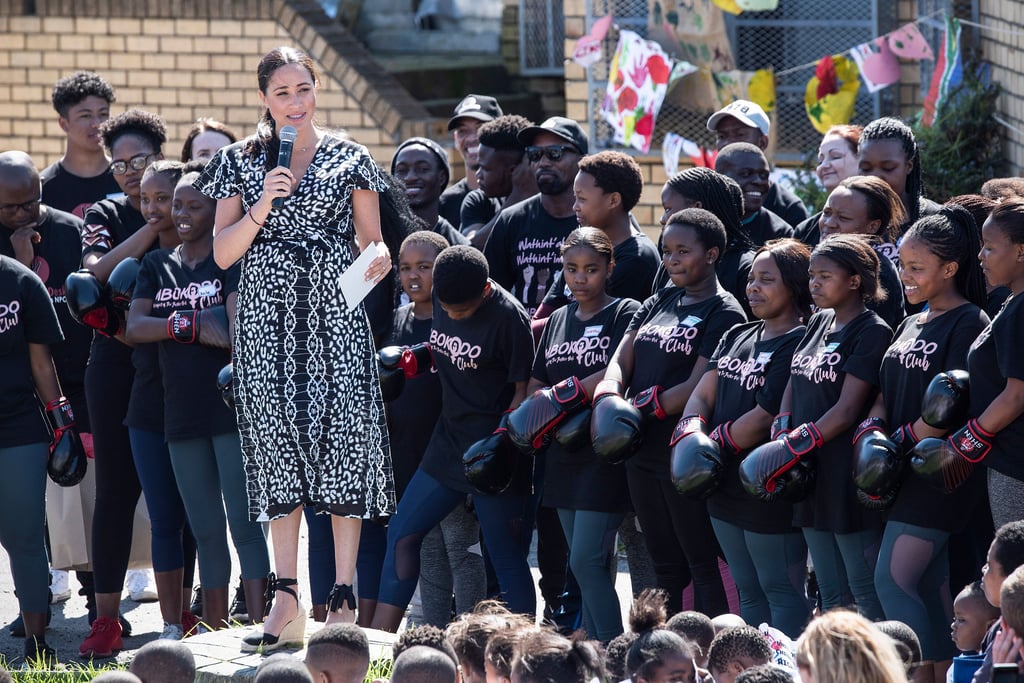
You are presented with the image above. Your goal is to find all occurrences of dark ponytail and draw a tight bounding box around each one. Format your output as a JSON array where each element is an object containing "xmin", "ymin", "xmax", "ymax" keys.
[{"xmin": 903, "ymin": 205, "xmax": 987, "ymax": 308}]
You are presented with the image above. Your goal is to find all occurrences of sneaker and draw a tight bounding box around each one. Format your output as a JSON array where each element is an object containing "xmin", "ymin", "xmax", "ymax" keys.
[
  {"xmin": 189, "ymin": 585, "xmax": 203, "ymax": 616},
  {"xmin": 126, "ymin": 569, "xmax": 158, "ymax": 602},
  {"xmin": 49, "ymin": 569, "xmax": 71, "ymax": 604},
  {"xmin": 24, "ymin": 636, "xmax": 57, "ymax": 667},
  {"xmin": 230, "ymin": 581, "xmax": 248, "ymax": 621},
  {"xmin": 181, "ymin": 610, "xmax": 202, "ymax": 637},
  {"xmin": 158, "ymin": 623, "xmax": 184, "ymax": 641},
  {"xmin": 79, "ymin": 616, "xmax": 123, "ymax": 658}
]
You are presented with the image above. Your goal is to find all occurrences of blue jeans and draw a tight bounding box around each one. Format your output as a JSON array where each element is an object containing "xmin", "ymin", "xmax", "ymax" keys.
[
  {"xmin": 168, "ymin": 432, "xmax": 269, "ymax": 588},
  {"xmin": 711, "ymin": 517, "xmax": 810, "ymax": 637},
  {"xmin": 0, "ymin": 443, "xmax": 49, "ymax": 613},
  {"xmin": 803, "ymin": 527, "xmax": 883, "ymax": 620},
  {"xmin": 557, "ymin": 508, "xmax": 624, "ymax": 641},
  {"xmin": 130, "ymin": 428, "xmax": 186, "ymax": 573},
  {"xmin": 378, "ymin": 469, "xmax": 537, "ymax": 616}
]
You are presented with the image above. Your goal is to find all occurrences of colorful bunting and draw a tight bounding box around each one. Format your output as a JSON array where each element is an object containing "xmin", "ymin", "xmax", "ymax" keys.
[
  {"xmin": 804, "ymin": 54, "xmax": 861, "ymax": 134},
  {"xmin": 888, "ymin": 22, "xmax": 934, "ymax": 61},
  {"xmin": 849, "ymin": 37, "xmax": 901, "ymax": 92},
  {"xmin": 601, "ymin": 30, "xmax": 675, "ymax": 153},
  {"xmin": 573, "ymin": 13, "xmax": 614, "ymax": 68},
  {"xmin": 712, "ymin": 0, "xmax": 743, "ymax": 15},
  {"xmin": 923, "ymin": 16, "xmax": 963, "ymax": 127},
  {"xmin": 663, "ymin": 133, "xmax": 715, "ymax": 175},
  {"xmin": 711, "ymin": 68, "xmax": 776, "ymax": 112}
]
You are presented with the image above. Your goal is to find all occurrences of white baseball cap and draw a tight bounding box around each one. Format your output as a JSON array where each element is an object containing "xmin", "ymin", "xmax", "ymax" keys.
[{"xmin": 707, "ymin": 99, "xmax": 770, "ymax": 135}]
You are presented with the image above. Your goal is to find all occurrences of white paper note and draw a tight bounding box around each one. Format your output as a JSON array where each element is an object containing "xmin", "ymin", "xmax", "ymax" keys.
[{"xmin": 338, "ymin": 241, "xmax": 381, "ymax": 312}]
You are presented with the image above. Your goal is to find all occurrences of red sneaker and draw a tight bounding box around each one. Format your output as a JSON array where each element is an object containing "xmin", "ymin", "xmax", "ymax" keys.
[
  {"xmin": 79, "ymin": 615, "xmax": 123, "ymax": 658},
  {"xmin": 181, "ymin": 610, "xmax": 201, "ymax": 637}
]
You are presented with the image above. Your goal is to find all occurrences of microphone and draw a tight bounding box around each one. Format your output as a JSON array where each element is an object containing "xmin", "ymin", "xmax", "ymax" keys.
[{"xmin": 272, "ymin": 125, "xmax": 297, "ymax": 208}]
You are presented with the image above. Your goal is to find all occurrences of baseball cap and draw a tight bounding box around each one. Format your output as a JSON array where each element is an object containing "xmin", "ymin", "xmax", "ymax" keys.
[
  {"xmin": 517, "ymin": 116, "xmax": 589, "ymax": 155},
  {"xmin": 447, "ymin": 94, "xmax": 503, "ymax": 131},
  {"xmin": 706, "ymin": 99, "xmax": 770, "ymax": 136}
]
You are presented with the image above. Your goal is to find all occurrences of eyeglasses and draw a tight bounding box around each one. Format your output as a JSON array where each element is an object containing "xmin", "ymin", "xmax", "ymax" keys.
[
  {"xmin": 0, "ymin": 198, "xmax": 41, "ymax": 217},
  {"xmin": 110, "ymin": 153, "xmax": 156, "ymax": 176},
  {"xmin": 525, "ymin": 145, "xmax": 579, "ymax": 163}
]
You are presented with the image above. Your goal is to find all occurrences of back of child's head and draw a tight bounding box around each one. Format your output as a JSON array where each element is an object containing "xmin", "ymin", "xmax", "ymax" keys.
[
  {"xmin": 510, "ymin": 631, "xmax": 604, "ymax": 683},
  {"xmin": 981, "ymin": 177, "xmax": 1024, "ymax": 202},
  {"xmin": 484, "ymin": 624, "xmax": 529, "ymax": 681},
  {"xmin": 128, "ymin": 640, "xmax": 197, "ymax": 683},
  {"xmin": 735, "ymin": 664, "xmax": 796, "ymax": 683},
  {"xmin": 707, "ymin": 626, "xmax": 772, "ymax": 680},
  {"xmin": 394, "ymin": 625, "xmax": 459, "ymax": 667},
  {"xmin": 1002, "ymin": 566, "xmax": 1024, "ymax": 635},
  {"xmin": 604, "ymin": 631, "xmax": 640, "ymax": 681},
  {"xmin": 254, "ymin": 653, "xmax": 314, "ymax": 683},
  {"xmin": 874, "ymin": 620, "xmax": 922, "ymax": 676},
  {"xmin": 711, "ymin": 614, "xmax": 747, "ymax": 634},
  {"xmin": 306, "ymin": 623, "xmax": 371, "ymax": 683},
  {"xmin": 994, "ymin": 521, "xmax": 1024, "ymax": 576},
  {"xmin": 665, "ymin": 611, "xmax": 715, "ymax": 664},
  {"xmin": 445, "ymin": 602, "xmax": 513, "ymax": 680},
  {"xmin": 433, "ymin": 245, "xmax": 489, "ymax": 305},
  {"xmin": 390, "ymin": 645, "xmax": 459, "ymax": 683}
]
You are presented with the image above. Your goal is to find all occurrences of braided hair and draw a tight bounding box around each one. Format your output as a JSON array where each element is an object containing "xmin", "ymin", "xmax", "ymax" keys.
[
  {"xmin": 903, "ymin": 205, "xmax": 986, "ymax": 308},
  {"xmin": 665, "ymin": 167, "xmax": 752, "ymax": 250},
  {"xmin": 859, "ymin": 117, "xmax": 924, "ymax": 225}
]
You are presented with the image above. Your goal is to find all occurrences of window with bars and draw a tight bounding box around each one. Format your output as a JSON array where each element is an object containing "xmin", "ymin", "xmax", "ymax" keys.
[
  {"xmin": 520, "ymin": 0, "xmax": 566, "ymax": 75},
  {"xmin": 584, "ymin": 0, "xmax": 899, "ymax": 160}
]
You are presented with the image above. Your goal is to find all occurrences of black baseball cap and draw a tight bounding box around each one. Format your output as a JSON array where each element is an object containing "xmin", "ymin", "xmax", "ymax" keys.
[
  {"xmin": 447, "ymin": 94, "xmax": 503, "ymax": 131},
  {"xmin": 517, "ymin": 116, "xmax": 589, "ymax": 155}
]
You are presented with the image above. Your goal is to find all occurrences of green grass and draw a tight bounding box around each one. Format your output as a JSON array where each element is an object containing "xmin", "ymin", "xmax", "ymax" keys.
[{"xmin": 0, "ymin": 654, "xmax": 126, "ymax": 682}]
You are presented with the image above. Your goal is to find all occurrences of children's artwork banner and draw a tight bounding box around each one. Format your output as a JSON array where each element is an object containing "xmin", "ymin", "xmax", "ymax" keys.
[{"xmin": 601, "ymin": 30, "xmax": 675, "ymax": 153}]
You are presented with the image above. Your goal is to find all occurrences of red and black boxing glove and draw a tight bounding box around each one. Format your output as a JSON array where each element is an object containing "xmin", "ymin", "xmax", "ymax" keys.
[
  {"xmin": 377, "ymin": 343, "xmax": 434, "ymax": 402},
  {"xmin": 168, "ymin": 310, "xmax": 200, "ymax": 344},
  {"xmin": 463, "ymin": 413, "xmax": 519, "ymax": 495},
  {"xmin": 770, "ymin": 412, "xmax": 792, "ymax": 441},
  {"xmin": 709, "ymin": 421, "xmax": 741, "ymax": 458},
  {"xmin": 669, "ymin": 415, "xmax": 725, "ymax": 499},
  {"xmin": 506, "ymin": 376, "xmax": 589, "ymax": 455},
  {"xmin": 631, "ymin": 385, "xmax": 668, "ymax": 423},
  {"xmin": 45, "ymin": 397, "xmax": 87, "ymax": 487},
  {"xmin": 911, "ymin": 418, "xmax": 993, "ymax": 493},
  {"xmin": 739, "ymin": 422, "xmax": 823, "ymax": 502}
]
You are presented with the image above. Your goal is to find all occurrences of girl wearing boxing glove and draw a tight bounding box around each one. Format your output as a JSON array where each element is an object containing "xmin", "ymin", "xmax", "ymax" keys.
[
  {"xmin": 679, "ymin": 238, "xmax": 812, "ymax": 637},
  {"xmin": 601, "ymin": 208, "xmax": 747, "ymax": 616},
  {"xmin": 864, "ymin": 206, "xmax": 989, "ymax": 681},
  {"xmin": 529, "ymin": 227, "xmax": 640, "ymax": 640},
  {"xmin": 126, "ymin": 165, "xmax": 269, "ymax": 631},
  {"xmin": 781, "ymin": 234, "xmax": 892, "ymax": 619}
]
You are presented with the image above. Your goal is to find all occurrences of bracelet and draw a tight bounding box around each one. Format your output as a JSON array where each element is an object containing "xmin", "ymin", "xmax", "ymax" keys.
[{"xmin": 247, "ymin": 207, "xmax": 265, "ymax": 227}]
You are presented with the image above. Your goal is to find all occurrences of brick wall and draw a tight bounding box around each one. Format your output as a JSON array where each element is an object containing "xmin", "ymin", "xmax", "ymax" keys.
[
  {"xmin": 979, "ymin": 0, "xmax": 1024, "ymax": 173},
  {"xmin": 0, "ymin": 0, "xmax": 433, "ymax": 170}
]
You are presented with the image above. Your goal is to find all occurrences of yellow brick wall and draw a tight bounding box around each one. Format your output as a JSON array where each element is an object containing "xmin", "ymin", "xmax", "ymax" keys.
[
  {"xmin": 980, "ymin": 0, "xmax": 1024, "ymax": 173},
  {"xmin": 0, "ymin": 6, "xmax": 428, "ymax": 171}
]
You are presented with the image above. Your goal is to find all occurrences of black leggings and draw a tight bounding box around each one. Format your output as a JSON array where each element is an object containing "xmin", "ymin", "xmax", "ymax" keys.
[
  {"xmin": 85, "ymin": 361, "xmax": 141, "ymax": 595},
  {"xmin": 628, "ymin": 467, "xmax": 727, "ymax": 616}
]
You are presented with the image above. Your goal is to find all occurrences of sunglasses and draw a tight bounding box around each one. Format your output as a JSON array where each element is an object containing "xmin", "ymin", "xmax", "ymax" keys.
[
  {"xmin": 110, "ymin": 153, "xmax": 156, "ymax": 176},
  {"xmin": 525, "ymin": 145, "xmax": 579, "ymax": 162}
]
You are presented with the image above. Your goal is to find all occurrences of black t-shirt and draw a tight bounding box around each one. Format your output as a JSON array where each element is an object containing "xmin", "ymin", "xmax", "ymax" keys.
[
  {"xmin": 790, "ymin": 309, "xmax": 891, "ymax": 533},
  {"xmin": 0, "ymin": 207, "xmax": 92, "ymax": 430},
  {"xmin": 385, "ymin": 304, "xmax": 441, "ymax": 499},
  {"xmin": 987, "ymin": 287, "xmax": 1011, "ymax": 319},
  {"xmin": 134, "ymin": 247, "xmax": 240, "ymax": 441},
  {"xmin": 420, "ymin": 281, "xmax": 535, "ymax": 494},
  {"xmin": 438, "ymin": 177, "xmax": 471, "ymax": 229},
  {"xmin": 483, "ymin": 195, "xmax": 578, "ymax": 316},
  {"xmin": 541, "ymin": 230, "xmax": 660, "ymax": 312},
  {"xmin": 82, "ymin": 195, "xmax": 145, "ymax": 368},
  {"xmin": 433, "ymin": 216, "xmax": 470, "ymax": 247},
  {"xmin": 459, "ymin": 188, "xmax": 501, "ymax": 234},
  {"xmin": 764, "ymin": 182, "xmax": 809, "ymax": 228},
  {"xmin": 881, "ymin": 304, "xmax": 990, "ymax": 530},
  {"xmin": 625, "ymin": 287, "xmax": 747, "ymax": 478},
  {"xmin": 742, "ymin": 208, "xmax": 794, "ymax": 247},
  {"xmin": 706, "ymin": 321, "xmax": 805, "ymax": 533},
  {"xmin": 718, "ymin": 245, "xmax": 757, "ymax": 317},
  {"xmin": 794, "ymin": 211, "xmax": 822, "ymax": 247},
  {"xmin": 872, "ymin": 247, "xmax": 906, "ymax": 330},
  {"xmin": 533, "ymin": 297, "xmax": 639, "ymax": 512},
  {"xmin": 40, "ymin": 162, "xmax": 123, "ymax": 220},
  {"xmin": 125, "ymin": 342, "xmax": 163, "ymax": 434},
  {"xmin": 967, "ymin": 293, "xmax": 1024, "ymax": 480},
  {"xmin": 0, "ymin": 256, "xmax": 64, "ymax": 447}
]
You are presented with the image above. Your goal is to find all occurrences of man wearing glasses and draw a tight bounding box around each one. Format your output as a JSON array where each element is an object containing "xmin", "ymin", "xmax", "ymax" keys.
[{"xmin": 483, "ymin": 116, "xmax": 588, "ymax": 318}]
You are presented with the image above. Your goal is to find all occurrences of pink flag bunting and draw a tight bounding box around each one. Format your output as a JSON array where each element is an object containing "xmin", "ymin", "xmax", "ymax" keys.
[
  {"xmin": 573, "ymin": 13, "xmax": 614, "ymax": 68},
  {"xmin": 848, "ymin": 37, "xmax": 901, "ymax": 93},
  {"xmin": 887, "ymin": 22, "xmax": 934, "ymax": 61}
]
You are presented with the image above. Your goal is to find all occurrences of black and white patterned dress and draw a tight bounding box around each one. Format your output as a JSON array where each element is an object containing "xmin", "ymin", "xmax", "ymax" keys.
[{"xmin": 195, "ymin": 134, "xmax": 396, "ymax": 522}]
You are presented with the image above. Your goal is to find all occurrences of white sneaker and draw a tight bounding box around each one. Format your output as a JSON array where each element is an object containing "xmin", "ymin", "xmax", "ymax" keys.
[
  {"xmin": 159, "ymin": 623, "xmax": 184, "ymax": 640},
  {"xmin": 49, "ymin": 569, "xmax": 71, "ymax": 603},
  {"xmin": 126, "ymin": 568, "xmax": 159, "ymax": 602}
]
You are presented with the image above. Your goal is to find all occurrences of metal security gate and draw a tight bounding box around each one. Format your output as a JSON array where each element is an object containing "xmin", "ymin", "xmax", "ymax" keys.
[
  {"xmin": 584, "ymin": 0, "xmax": 897, "ymax": 160},
  {"xmin": 521, "ymin": 0, "xmax": 567, "ymax": 75}
]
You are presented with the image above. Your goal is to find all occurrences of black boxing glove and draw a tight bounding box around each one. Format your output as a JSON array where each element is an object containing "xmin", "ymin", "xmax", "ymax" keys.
[
  {"xmin": 738, "ymin": 422, "xmax": 823, "ymax": 502},
  {"xmin": 377, "ymin": 344, "xmax": 434, "ymax": 402},
  {"xmin": 709, "ymin": 420, "xmax": 741, "ymax": 458},
  {"xmin": 851, "ymin": 417, "xmax": 906, "ymax": 497},
  {"xmin": 168, "ymin": 310, "xmax": 200, "ymax": 344},
  {"xmin": 507, "ymin": 376, "xmax": 589, "ymax": 455},
  {"xmin": 463, "ymin": 414, "xmax": 519, "ymax": 495},
  {"xmin": 856, "ymin": 488, "xmax": 897, "ymax": 511},
  {"xmin": 590, "ymin": 392, "xmax": 644, "ymax": 465},
  {"xmin": 770, "ymin": 412, "xmax": 792, "ymax": 441},
  {"xmin": 920, "ymin": 370, "xmax": 971, "ymax": 430},
  {"xmin": 553, "ymin": 407, "xmax": 592, "ymax": 451},
  {"xmin": 911, "ymin": 419, "xmax": 993, "ymax": 493},
  {"xmin": 107, "ymin": 257, "xmax": 140, "ymax": 312},
  {"xmin": 217, "ymin": 363, "xmax": 234, "ymax": 409},
  {"xmin": 46, "ymin": 397, "xmax": 87, "ymax": 487},
  {"xmin": 631, "ymin": 385, "xmax": 668, "ymax": 423},
  {"xmin": 65, "ymin": 269, "xmax": 120, "ymax": 336},
  {"xmin": 670, "ymin": 416, "xmax": 724, "ymax": 499}
]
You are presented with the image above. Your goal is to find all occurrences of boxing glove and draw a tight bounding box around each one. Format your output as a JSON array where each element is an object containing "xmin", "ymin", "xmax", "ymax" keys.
[
  {"xmin": 107, "ymin": 257, "xmax": 140, "ymax": 312},
  {"xmin": 631, "ymin": 385, "xmax": 668, "ymax": 422},
  {"xmin": 507, "ymin": 376, "xmax": 589, "ymax": 455},
  {"xmin": 463, "ymin": 414, "xmax": 519, "ymax": 495},
  {"xmin": 167, "ymin": 306, "xmax": 231, "ymax": 347},
  {"xmin": 590, "ymin": 393, "xmax": 644, "ymax": 465},
  {"xmin": 377, "ymin": 344, "xmax": 434, "ymax": 402},
  {"xmin": 856, "ymin": 487, "xmax": 897, "ymax": 511},
  {"xmin": 911, "ymin": 419, "xmax": 994, "ymax": 493},
  {"xmin": 670, "ymin": 416, "xmax": 724, "ymax": 499},
  {"xmin": 851, "ymin": 417, "xmax": 906, "ymax": 497},
  {"xmin": 709, "ymin": 420, "xmax": 741, "ymax": 458},
  {"xmin": 65, "ymin": 269, "xmax": 120, "ymax": 337},
  {"xmin": 217, "ymin": 363, "xmax": 234, "ymax": 409},
  {"xmin": 45, "ymin": 397, "xmax": 87, "ymax": 487},
  {"xmin": 920, "ymin": 370, "xmax": 971, "ymax": 430},
  {"xmin": 738, "ymin": 422, "xmax": 823, "ymax": 502},
  {"xmin": 553, "ymin": 407, "xmax": 592, "ymax": 452},
  {"xmin": 770, "ymin": 412, "xmax": 792, "ymax": 441},
  {"xmin": 889, "ymin": 422, "xmax": 920, "ymax": 458}
]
